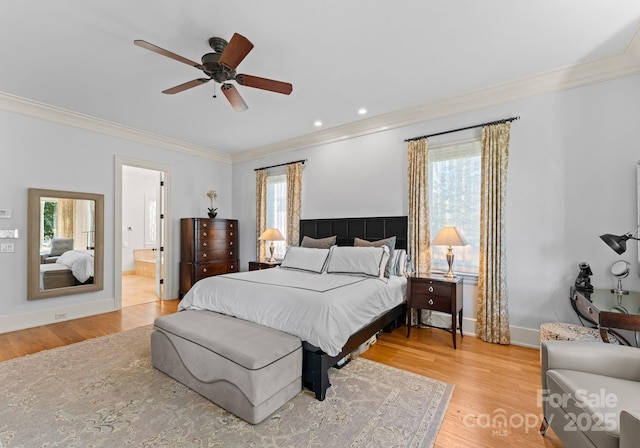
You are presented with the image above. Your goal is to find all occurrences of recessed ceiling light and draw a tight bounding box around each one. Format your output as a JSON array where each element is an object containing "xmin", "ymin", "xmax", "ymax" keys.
[
  {"xmin": 314, "ymin": 121, "xmax": 322, "ymax": 127},
  {"xmin": 358, "ymin": 108, "xmax": 367, "ymax": 115}
]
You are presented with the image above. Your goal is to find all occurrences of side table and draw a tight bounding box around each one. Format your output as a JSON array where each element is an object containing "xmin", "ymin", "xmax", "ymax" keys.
[
  {"xmin": 248, "ymin": 260, "xmax": 281, "ymax": 271},
  {"xmin": 406, "ymin": 274, "xmax": 463, "ymax": 348}
]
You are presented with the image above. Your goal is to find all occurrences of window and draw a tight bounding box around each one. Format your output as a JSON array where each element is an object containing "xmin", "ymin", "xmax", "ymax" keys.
[
  {"xmin": 428, "ymin": 139, "xmax": 481, "ymax": 275},
  {"xmin": 266, "ymin": 173, "xmax": 287, "ymax": 258}
]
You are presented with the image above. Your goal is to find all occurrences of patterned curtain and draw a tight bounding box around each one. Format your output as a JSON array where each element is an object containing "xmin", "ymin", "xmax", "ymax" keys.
[
  {"xmin": 476, "ymin": 123, "xmax": 511, "ymax": 344},
  {"xmin": 255, "ymin": 169, "xmax": 267, "ymax": 260},
  {"xmin": 408, "ymin": 139, "xmax": 431, "ymax": 275},
  {"xmin": 56, "ymin": 198, "xmax": 75, "ymax": 240},
  {"xmin": 286, "ymin": 162, "xmax": 303, "ymax": 247},
  {"xmin": 408, "ymin": 139, "xmax": 431, "ymax": 326}
]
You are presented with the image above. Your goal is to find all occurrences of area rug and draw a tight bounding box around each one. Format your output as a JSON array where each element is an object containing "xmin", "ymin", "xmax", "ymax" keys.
[{"xmin": 0, "ymin": 325, "xmax": 453, "ymax": 448}]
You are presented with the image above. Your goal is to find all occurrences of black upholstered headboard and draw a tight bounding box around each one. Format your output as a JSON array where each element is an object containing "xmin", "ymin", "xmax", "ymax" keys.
[{"xmin": 299, "ymin": 216, "xmax": 408, "ymax": 250}]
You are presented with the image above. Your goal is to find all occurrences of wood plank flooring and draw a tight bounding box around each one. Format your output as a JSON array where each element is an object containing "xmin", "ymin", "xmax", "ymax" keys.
[{"xmin": 0, "ymin": 303, "xmax": 562, "ymax": 447}]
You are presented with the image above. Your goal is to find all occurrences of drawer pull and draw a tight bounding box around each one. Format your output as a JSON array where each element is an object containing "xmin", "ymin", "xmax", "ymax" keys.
[
  {"xmin": 230, "ymin": 241, "xmax": 233, "ymax": 246},
  {"xmin": 428, "ymin": 286, "xmax": 434, "ymax": 293},
  {"xmin": 230, "ymin": 232, "xmax": 233, "ymax": 236},
  {"xmin": 203, "ymin": 223, "xmax": 207, "ymax": 228},
  {"xmin": 230, "ymin": 251, "xmax": 233, "ymax": 256},
  {"xmin": 203, "ymin": 232, "xmax": 208, "ymax": 236},
  {"xmin": 230, "ymin": 224, "xmax": 234, "ymax": 228},
  {"xmin": 231, "ymin": 265, "xmax": 234, "ymax": 269},
  {"xmin": 202, "ymin": 253, "xmax": 207, "ymax": 258},
  {"xmin": 203, "ymin": 242, "xmax": 207, "ymax": 247},
  {"xmin": 429, "ymin": 299, "xmax": 434, "ymax": 306},
  {"xmin": 203, "ymin": 268, "xmax": 207, "ymax": 272}
]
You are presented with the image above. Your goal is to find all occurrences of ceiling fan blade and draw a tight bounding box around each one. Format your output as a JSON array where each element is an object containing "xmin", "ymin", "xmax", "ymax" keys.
[
  {"xmin": 218, "ymin": 33, "xmax": 254, "ymax": 70},
  {"xmin": 236, "ymin": 74, "xmax": 293, "ymax": 95},
  {"xmin": 162, "ymin": 78, "xmax": 210, "ymax": 94},
  {"xmin": 221, "ymin": 84, "xmax": 248, "ymax": 112},
  {"xmin": 134, "ymin": 40, "xmax": 203, "ymax": 69}
]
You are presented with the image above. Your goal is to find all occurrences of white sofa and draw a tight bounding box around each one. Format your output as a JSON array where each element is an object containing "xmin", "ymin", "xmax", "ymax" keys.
[{"xmin": 540, "ymin": 340, "xmax": 640, "ymax": 448}]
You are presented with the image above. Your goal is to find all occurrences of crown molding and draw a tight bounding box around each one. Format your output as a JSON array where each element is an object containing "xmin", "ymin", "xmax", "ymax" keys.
[
  {"xmin": 0, "ymin": 92, "xmax": 232, "ymax": 164},
  {"xmin": 232, "ymin": 30, "xmax": 640, "ymax": 164}
]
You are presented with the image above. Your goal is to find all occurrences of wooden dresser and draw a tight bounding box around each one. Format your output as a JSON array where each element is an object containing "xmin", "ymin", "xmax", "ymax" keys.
[{"xmin": 179, "ymin": 218, "xmax": 238, "ymax": 297}]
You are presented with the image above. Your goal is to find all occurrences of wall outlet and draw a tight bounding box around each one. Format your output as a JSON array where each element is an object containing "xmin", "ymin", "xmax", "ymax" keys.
[
  {"xmin": 0, "ymin": 243, "xmax": 14, "ymax": 253},
  {"xmin": 54, "ymin": 312, "xmax": 67, "ymax": 320},
  {"xmin": 0, "ymin": 209, "xmax": 10, "ymax": 218}
]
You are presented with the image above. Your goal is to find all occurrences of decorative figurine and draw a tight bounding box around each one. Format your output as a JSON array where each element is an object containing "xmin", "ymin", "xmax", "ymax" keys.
[{"xmin": 574, "ymin": 262, "xmax": 594, "ymax": 292}]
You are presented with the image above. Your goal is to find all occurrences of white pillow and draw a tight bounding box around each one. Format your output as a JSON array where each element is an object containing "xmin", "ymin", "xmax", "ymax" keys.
[
  {"xmin": 326, "ymin": 246, "xmax": 390, "ymax": 279},
  {"xmin": 279, "ymin": 246, "xmax": 330, "ymax": 274},
  {"xmin": 389, "ymin": 249, "xmax": 407, "ymax": 277}
]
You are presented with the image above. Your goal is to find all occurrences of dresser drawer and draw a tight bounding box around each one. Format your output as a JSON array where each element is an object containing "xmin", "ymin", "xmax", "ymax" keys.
[
  {"xmin": 198, "ymin": 219, "xmax": 236, "ymax": 231},
  {"xmin": 194, "ymin": 248, "xmax": 237, "ymax": 261},
  {"xmin": 410, "ymin": 294, "xmax": 451, "ymax": 313},
  {"xmin": 193, "ymin": 261, "xmax": 238, "ymax": 280},
  {"xmin": 411, "ymin": 280, "xmax": 452, "ymax": 297},
  {"xmin": 194, "ymin": 238, "xmax": 237, "ymax": 251}
]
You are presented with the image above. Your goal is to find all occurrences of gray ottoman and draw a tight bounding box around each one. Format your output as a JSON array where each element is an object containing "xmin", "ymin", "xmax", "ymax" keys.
[{"xmin": 151, "ymin": 310, "xmax": 302, "ymax": 424}]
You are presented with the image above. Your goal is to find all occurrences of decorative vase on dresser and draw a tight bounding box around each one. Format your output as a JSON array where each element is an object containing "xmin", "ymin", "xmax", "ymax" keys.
[{"xmin": 179, "ymin": 218, "xmax": 238, "ymax": 298}]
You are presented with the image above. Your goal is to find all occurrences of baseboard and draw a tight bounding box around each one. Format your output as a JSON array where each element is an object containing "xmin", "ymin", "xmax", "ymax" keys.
[
  {"xmin": 0, "ymin": 298, "xmax": 116, "ymax": 334},
  {"xmin": 428, "ymin": 312, "xmax": 540, "ymax": 349}
]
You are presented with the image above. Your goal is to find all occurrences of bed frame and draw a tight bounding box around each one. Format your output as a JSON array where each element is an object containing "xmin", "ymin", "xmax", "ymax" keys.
[{"xmin": 298, "ymin": 216, "xmax": 408, "ymax": 400}]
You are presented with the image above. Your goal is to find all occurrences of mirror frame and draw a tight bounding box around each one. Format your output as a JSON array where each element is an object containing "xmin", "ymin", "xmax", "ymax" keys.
[{"xmin": 27, "ymin": 188, "xmax": 104, "ymax": 300}]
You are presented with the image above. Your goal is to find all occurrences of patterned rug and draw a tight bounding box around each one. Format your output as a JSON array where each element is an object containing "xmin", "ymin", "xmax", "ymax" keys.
[{"xmin": 0, "ymin": 326, "xmax": 453, "ymax": 447}]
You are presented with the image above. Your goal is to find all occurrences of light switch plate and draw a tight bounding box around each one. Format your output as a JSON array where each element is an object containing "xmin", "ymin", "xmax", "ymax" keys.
[
  {"xmin": 0, "ymin": 209, "xmax": 10, "ymax": 218},
  {"xmin": 0, "ymin": 243, "xmax": 14, "ymax": 253},
  {"xmin": 0, "ymin": 229, "xmax": 18, "ymax": 238}
]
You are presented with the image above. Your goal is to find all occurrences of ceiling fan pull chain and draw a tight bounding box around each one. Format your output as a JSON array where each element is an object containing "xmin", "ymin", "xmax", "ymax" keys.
[{"xmin": 212, "ymin": 83, "xmax": 217, "ymax": 99}]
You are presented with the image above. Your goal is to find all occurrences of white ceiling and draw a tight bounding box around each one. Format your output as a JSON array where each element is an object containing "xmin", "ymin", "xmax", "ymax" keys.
[{"xmin": 1, "ymin": 1, "xmax": 640, "ymax": 162}]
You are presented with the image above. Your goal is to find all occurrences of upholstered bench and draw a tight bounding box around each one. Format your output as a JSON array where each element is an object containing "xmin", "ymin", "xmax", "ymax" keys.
[
  {"xmin": 151, "ymin": 310, "xmax": 302, "ymax": 424},
  {"xmin": 540, "ymin": 322, "xmax": 620, "ymax": 345}
]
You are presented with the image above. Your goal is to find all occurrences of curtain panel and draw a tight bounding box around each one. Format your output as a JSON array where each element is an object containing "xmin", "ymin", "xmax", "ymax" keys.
[
  {"xmin": 408, "ymin": 139, "xmax": 431, "ymax": 275},
  {"xmin": 255, "ymin": 169, "xmax": 267, "ymax": 261},
  {"xmin": 476, "ymin": 123, "xmax": 511, "ymax": 344},
  {"xmin": 286, "ymin": 162, "xmax": 303, "ymax": 247},
  {"xmin": 56, "ymin": 198, "xmax": 76, "ymax": 239}
]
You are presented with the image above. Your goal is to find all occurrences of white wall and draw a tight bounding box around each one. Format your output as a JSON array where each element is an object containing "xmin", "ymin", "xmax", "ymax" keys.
[
  {"xmin": 233, "ymin": 73, "xmax": 640, "ymax": 343},
  {"xmin": 0, "ymin": 110, "xmax": 232, "ymax": 332},
  {"xmin": 121, "ymin": 166, "xmax": 159, "ymax": 271}
]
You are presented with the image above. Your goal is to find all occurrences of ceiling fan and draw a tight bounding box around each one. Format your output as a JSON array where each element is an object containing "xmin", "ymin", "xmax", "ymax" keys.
[{"xmin": 133, "ymin": 33, "xmax": 293, "ymax": 112}]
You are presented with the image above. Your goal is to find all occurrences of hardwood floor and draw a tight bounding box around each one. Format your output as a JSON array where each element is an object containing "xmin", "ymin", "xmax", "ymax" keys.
[
  {"xmin": 0, "ymin": 305, "xmax": 563, "ymax": 447},
  {"xmin": 122, "ymin": 273, "xmax": 159, "ymax": 307}
]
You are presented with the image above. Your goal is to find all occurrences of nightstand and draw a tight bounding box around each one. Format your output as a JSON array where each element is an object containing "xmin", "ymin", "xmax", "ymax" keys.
[
  {"xmin": 248, "ymin": 260, "xmax": 281, "ymax": 271},
  {"xmin": 406, "ymin": 274, "xmax": 463, "ymax": 348}
]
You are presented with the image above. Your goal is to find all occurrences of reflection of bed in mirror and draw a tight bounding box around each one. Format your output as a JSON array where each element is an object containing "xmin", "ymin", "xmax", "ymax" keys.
[{"xmin": 39, "ymin": 249, "xmax": 95, "ymax": 290}]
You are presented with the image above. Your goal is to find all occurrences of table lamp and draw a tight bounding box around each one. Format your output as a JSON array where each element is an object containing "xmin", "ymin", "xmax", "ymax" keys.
[
  {"xmin": 432, "ymin": 226, "xmax": 469, "ymax": 279},
  {"xmin": 600, "ymin": 229, "xmax": 640, "ymax": 255},
  {"xmin": 259, "ymin": 228, "xmax": 285, "ymax": 262}
]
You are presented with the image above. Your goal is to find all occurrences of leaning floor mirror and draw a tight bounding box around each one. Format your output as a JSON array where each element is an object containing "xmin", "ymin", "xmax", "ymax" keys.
[{"xmin": 27, "ymin": 188, "xmax": 104, "ymax": 300}]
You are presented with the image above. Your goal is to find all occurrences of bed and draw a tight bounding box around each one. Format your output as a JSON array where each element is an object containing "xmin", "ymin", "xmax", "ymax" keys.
[
  {"xmin": 180, "ymin": 216, "xmax": 408, "ymax": 400},
  {"xmin": 39, "ymin": 249, "xmax": 94, "ymax": 290}
]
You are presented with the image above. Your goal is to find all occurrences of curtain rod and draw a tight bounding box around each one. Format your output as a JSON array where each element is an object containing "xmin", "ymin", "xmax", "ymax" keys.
[
  {"xmin": 254, "ymin": 159, "xmax": 307, "ymax": 171},
  {"xmin": 404, "ymin": 116, "xmax": 520, "ymax": 142}
]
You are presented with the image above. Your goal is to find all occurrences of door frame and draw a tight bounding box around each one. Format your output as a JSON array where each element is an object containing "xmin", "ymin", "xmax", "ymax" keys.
[{"xmin": 114, "ymin": 156, "xmax": 172, "ymax": 308}]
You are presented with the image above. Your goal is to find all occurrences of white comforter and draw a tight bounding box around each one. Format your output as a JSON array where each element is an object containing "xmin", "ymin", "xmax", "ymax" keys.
[
  {"xmin": 56, "ymin": 250, "xmax": 94, "ymax": 283},
  {"xmin": 179, "ymin": 268, "xmax": 406, "ymax": 356}
]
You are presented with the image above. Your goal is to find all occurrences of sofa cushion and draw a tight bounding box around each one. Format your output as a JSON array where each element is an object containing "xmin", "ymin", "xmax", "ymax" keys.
[{"xmin": 546, "ymin": 369, "xmax": 640, "ymax": 448}]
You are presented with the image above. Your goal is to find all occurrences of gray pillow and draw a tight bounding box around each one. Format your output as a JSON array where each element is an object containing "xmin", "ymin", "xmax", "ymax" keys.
[
  {"xmin": 300, "ymin": 235, "xmax": 337, "ymax": 249},
  {"xmin": 49, "ymin": 238, "xmax": 74, "ymax": 256},
  {"xmin": 354, "ymin": 236, "xmax": 396, "ymax": 277},
  {"xmin": 326, "ymin": 246, "xmax": 390, "ymax": 279}
]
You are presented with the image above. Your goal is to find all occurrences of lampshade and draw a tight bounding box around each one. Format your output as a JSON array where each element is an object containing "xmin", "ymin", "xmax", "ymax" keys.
[
  {"xmin": 599, "ymin": 233, "xmax": 629, "ymax": 255},
  {"xmin": 259, "ymin": 228, "xmax": 285, "ymax": 241},
  {"xmin": 432, "ymin": 226, "xmax": 469, "ymax": 247}
]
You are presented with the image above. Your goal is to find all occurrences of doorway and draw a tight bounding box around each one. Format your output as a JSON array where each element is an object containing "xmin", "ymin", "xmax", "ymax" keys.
[{"xmin": 115, "ymin": 157, "xmax": 172, "ymax": 309}]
